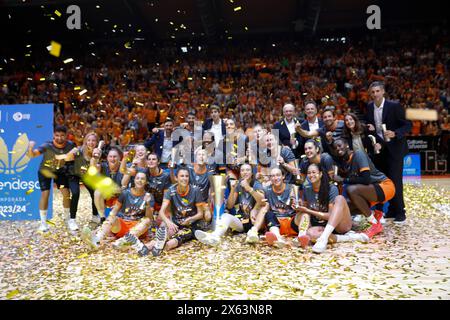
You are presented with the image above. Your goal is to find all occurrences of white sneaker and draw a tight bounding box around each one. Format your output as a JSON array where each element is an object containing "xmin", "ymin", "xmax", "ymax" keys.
[
  {"xmin": 91, "ymin": 215, "xmax": 101, "ymax": 224},
  {"xmin": 273, "ymin": 239, "xmax": 288, "ymax": 249},
  {"xmin": 67, "ymin": 219, "xmax": 79, "ymax": 231},
  {"xmin": 194, "ymin": 230, "xmax": 210, "ymax": 244},
  {"xmin": 38, "ymin": 222, "xmax": 49, "ymax": 232},
  {"xmin": 206, "ymin": 234, "xmax": 221, "ymax": 246},
  {"xmin": 345, "ymin": 231, "xmax": 370, "ymax": 243},
  {"xmin": 312, "ymin": 237, "xmax": 328, "ymax": 254},
  {"xmin": 245, "ymin": 229, "xmax": 259, "ymax": 244},
  {"xmin": 81, "ymin": 227, "xmax": 99, "ymax": 250},
  {"xmin": 112, "ymin": 236, "xmax": 132, "ymax": 250}
]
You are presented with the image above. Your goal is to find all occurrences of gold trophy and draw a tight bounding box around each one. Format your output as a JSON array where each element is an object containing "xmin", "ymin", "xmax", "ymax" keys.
[
  {"xmin": 381, "ymin": 124, "xmax": 390, "ymax": 142},
  {"xmin": 292, "ymin": 185, "xmax": 300, "ymax": 208},
  {"xmin": 294, "ymin": 159, "xmax": 302, "ymax": 184},
  {"xmin": 170, "ymin": 147, "xmax": 177, "ymax": 168}
]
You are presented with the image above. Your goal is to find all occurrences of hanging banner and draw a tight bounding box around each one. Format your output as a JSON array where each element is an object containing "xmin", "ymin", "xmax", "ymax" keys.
[{"xmin": 0, "ymin": 104, "xmax": 53, "ymax": 220}]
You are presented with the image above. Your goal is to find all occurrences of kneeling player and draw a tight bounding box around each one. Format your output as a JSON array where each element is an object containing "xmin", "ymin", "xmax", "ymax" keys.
[{"xmin": 81, "ymin": 172, "xmax": 154, "ymax": 256}]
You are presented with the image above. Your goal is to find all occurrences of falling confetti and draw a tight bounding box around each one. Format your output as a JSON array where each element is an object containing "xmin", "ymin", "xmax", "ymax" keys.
[
  {"xmin": 234, "ymin": 6, "xmax": 242, "ymax": 11},
  {"xmin": 0, "ymin": 183, "xmax": 449, "ymax": 300},
  {"xmin": 25, "ymin": 189, "xmax": 34, "ymax": 195},
  {"xmin": 63, "ymin": 58, "xmax": 74, "ymax": 64},
  {"xmin": 6, "ymin": 290, "xmax": 19, "ymax": 299},
  {"xmin": 49, "ymin": 41, "xmax": 61, "ymax": 57}
]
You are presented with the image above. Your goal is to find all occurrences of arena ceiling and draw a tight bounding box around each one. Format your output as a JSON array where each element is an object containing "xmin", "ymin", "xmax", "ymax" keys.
[{"xmin": 0, "ymin": 0, "xmax": 446, "ymax": 44}]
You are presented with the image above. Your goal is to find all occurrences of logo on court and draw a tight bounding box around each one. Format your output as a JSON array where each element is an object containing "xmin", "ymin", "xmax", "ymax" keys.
[{"xmin": 0, "ymin": 133, "xmax": 31, "ymax": 174}]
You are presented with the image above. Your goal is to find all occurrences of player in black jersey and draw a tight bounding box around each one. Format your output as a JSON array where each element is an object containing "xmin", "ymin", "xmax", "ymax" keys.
[
  {"xmin": 298, "ymin": 139, "xmax": 336, "ymax": 184},
  {"xmin": 333, "ymin": 138, "xmax": 395, "ymax": 239},
  {"xmin": 81, "ymin": 172, "xmax": 154, "ymax": 256},
  {"xmin": 120, "ymin": 144, "xmax": 148, "ymax": 188},
  {"xmin": 195, "ymin": 163, "xmax": 265, "ymax": 246},
  {"xmin": 28, "ymin": 125, "xmax": 75, "ymax": 232},
  {"xmin": 145, "ymin": 167, "xmax": 209, "ymax": 256},
  {"xmin": 66, "ymin": 132, "xmax": 101, "ymax": 231},
  {"xmin": 298, "ymin": 163, "xmax": 369, "ymax": 254}
]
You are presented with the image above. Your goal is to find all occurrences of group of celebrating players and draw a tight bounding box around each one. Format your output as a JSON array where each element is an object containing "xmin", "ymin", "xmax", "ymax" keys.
[{"xmin": 27, "ymin": 81, "xmax": 411, "ymax": 256}]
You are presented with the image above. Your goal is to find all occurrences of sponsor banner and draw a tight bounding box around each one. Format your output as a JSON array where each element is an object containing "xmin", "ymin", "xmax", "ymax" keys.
[
  {"xmin": 403, "ymin": 153, "xmax": 421, "ymax": 176},
  {"xmin": 0, "ymin": 104, "xmax": 53, "ymax": 220}
]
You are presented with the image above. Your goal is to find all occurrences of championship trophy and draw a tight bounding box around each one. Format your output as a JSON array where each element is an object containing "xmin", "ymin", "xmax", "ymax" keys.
[
  {"xmin": 209, "ymin": 175, "xmax": 227, "ymax": 228},
  {"xmin": 292, "ymin": 184, "xmax": 300, "ymax": 207},
  {"xmin": 294, "ymin": 159, "xmax": 302, "ymax": 184},
  {"xmin": 170, "ymin": 147, "xmax": 177, "ymax": 168},
  {"xmin": 381, "ymin": 124, "xmax": 390, "ymax": 142},
  {"xmin": 368, "ymin": 135, "xmax": 380, "ymax": 154}
]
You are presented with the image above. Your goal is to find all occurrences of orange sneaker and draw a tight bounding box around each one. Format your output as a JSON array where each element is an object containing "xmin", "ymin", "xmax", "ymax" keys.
[
  {"xmin": 297, "ymin": 234, "xmax": 310, "ymax": 248},
  {"xmin": 364, "ymin": 222, "xmax": 383, "ymax": 239},
  {"xmin": 374, "ymin": 210, "xmax": 384, "ymax": 223},
  {"xmin": 265, "ymin": 232, "xmax": 277, "ymax": 246}
]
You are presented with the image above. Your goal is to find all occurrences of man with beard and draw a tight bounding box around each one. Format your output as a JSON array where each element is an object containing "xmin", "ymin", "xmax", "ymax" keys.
[{"xmin": 28, "ymin": 125, "xmax": 75, "ymax": 232}]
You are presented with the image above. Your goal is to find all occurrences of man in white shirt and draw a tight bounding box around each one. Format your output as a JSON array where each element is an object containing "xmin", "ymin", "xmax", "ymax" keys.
[
  {"xmin": 272, "ymin": 103, "xmax": 302, "ymax": 158},
  {"xmin": 202, "ymin": 105, "xmax": 226, "ymax": 148}
]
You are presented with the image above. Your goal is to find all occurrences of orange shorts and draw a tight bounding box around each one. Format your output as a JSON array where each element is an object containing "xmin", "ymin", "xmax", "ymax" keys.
[
  {"xmin": 370, "ymin": 178, "xmax": 396, "ymax": 208},
  {"xmin": 113, "ymin": 218, "xmax": 139, "ymax": 238},
  {"xmin": 105, "ymin": 196, "xmax": 118, "ymax": 208},
  {"xmin": 279, "ymin": 217, "xmax": 298, "ymax": 237}
]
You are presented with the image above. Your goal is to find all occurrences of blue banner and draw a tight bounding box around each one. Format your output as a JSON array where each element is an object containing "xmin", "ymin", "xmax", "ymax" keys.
[
  {"xmin": 403, "ymin": 153, "xmax": 421, "ymax": 176},
  {"xmin": 0, "ymin": 104, "xmax": 53, "ymax": 220}
]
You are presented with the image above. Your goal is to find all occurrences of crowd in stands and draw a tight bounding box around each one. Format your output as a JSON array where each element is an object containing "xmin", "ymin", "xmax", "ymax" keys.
[{"xmin": 1, "ymin": 26, "xmax": 449, "ymax": 153}]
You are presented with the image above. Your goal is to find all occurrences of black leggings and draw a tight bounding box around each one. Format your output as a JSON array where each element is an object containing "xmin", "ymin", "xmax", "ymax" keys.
[{"xmin": 68, "ymin": 175, "xmax": 98, "ymax": 219}]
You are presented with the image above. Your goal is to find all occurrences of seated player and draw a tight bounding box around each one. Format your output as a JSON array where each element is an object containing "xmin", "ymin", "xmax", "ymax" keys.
[
  {"xmin": 144, "ymin": 167, "xmax": 210, "ymax": 256},
  {"xmin": 81, "ymin": 172, "xmax": 154, "ymax": 256},
  {"xmin": 298, "ymin": 163, "xmax": 369, "ymax": 254},
  {"xmin": 195, "ymin": 163, "xmax": 265, "ymax": 246},
  {"xmin": 259, "ymin": 167, "xmax": 306, "ymax": 248},
  {"xmin": 332, "ymin": 138, "xmax": 396, "ymax": 239},
  {"xmin": 298, "ymin": 139, "xmax": 336, "ymax": 184},
  {"xmin": 120, "ymin": 144, "xmax": 148, "ymax": 188},
  {"xmin": 257, "ymin": 133, "xmax": 297, "ymax": 186},
  {"xmin": 28, "ymin": 125, "xmax": 75, "ymax": 232}
]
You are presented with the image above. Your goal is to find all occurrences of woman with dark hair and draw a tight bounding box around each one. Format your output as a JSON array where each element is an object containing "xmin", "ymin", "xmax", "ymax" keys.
[
  {"xmin": 342, "ymin": 113, "xmax": 381, "ymax": 158},
  {"xmin": 81, "ymin": 172, "xmax": 154, "ymax": 257},
  {"xmin": 332, "ymin": 138, "xmax": 396, "ymax": 240},
  {"xmin": 298, "ymin": 163, "xmax": 369, "ymax": 254},
  {"xmin": 298, "ymin": 139, "xmax": 336, "ymax": 184}
]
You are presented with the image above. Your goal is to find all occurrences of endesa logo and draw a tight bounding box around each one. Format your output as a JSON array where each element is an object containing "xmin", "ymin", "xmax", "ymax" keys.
[{"xmin": 0, "ymin": 179, "xmax": 40, "ymax": 191}]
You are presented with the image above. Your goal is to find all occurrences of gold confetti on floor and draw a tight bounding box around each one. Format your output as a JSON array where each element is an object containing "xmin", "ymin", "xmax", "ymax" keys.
[{"xmin": 0, "ymin": 184, "xmax": 449, "ymax": 300}]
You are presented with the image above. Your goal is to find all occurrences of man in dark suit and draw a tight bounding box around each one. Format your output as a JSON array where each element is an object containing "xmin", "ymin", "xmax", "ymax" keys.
[
  {"xmin": 202, "ymin": 105, "xmax": 226, "ymax": 148},
  {"xmin": 365, "ymin": 81, "xmax": 412, "ymax": 224},
  {"xmin": 272, "ymin": 103, "xmax": 303, "ymax": 158},
  {"xmin": 299, "ymin": 100, "xmax": 324, "ymax": 153},
  {"xmin": 144, "ymin": 118, "xmax": 181, "ymax": 169}
]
